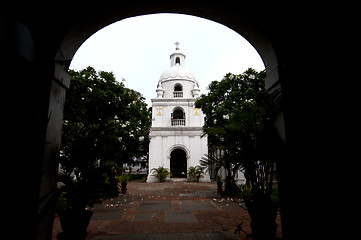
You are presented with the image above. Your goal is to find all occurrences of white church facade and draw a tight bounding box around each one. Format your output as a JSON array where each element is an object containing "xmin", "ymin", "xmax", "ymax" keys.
[{"xmin": 147, "ymin": 43, "xmax": 210, "ymax": 182}]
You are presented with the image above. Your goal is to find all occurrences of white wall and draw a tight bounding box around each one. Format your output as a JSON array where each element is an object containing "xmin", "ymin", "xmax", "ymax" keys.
[
  {"xmin": 147, "ymin": 130, "xmax": 208, "ymax": 182},
  {"xmin": 161, "ymin": 79, "xmax": 196, "ymax": 99},
  {"xmin": 151, "ymin": 99, "xmax": 204, "ymax": 127}
]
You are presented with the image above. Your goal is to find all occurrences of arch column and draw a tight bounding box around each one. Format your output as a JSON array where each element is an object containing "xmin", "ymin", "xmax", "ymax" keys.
[{"xmin": 37, "ymin": 63, "xmax": 70, "ymax": 239}]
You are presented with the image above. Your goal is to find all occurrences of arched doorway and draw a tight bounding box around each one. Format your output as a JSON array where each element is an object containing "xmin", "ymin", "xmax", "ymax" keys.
[{"xmin": 170, "ymin": 148, "xmax": 187, "ymax": 178}]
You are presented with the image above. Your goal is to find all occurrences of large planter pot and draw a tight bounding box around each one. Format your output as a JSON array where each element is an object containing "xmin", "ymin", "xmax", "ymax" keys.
[
  {"xmin": 245, "ymin": 200, "xmax": 278, "ymax": 240},
  {"xmin": 121, "ymin": 182, "xmax": 127, "ymax": 194},
  {"xmin": 216, "ymin": 181, "xmax": 223, "ymax": 193},
  {"xmin": 57, "ymin": 209, "xmax": 93, "ymax": 240}
]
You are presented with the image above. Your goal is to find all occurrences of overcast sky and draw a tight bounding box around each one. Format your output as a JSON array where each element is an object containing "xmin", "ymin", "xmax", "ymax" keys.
[{"xmin": 70, "ymin": 13, "xmax": 265, "ymax": 106}]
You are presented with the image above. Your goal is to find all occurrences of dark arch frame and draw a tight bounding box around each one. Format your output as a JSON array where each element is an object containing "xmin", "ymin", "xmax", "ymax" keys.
[
  {"xmin": 55, "ymin": 8, "xmax": 279, "ymax": 91},
  {"xmin": 2, "ymin": 3, "xmax": 340, "ymax": 240},
  {"xmin": 43, "ymin": 3, "xmax": 290, "ymax": 239}
]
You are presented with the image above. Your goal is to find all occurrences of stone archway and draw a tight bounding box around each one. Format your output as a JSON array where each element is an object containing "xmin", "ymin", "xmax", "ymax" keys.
[
  {"xmin": 38, "ymin": 4, "xmax": 290, "ymax": 239},
  {"xmin": 1, "ymin": 3, "xmax": 340, "ymax": 240},
  {"xmin": 46, "ymin": 9, "xmax": 283, "ymax": 239},
  {"xmin": 170, "ymin": 148, "xmax": 187, "ymax": 178}
]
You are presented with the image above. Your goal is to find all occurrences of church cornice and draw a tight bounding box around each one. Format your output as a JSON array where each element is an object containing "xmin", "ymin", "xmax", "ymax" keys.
[
  {"xmin": 150, "ymin": 126, "xmax": 203, "ymax": 134},
  {"xmin": 152, "ymin": 98, "xmax": 196, "ymax": 102},
  {"xmin": 159, "ymin": 78, "xmax": 196, "ymax": 84},
  {"xmin": 151, "ymin": 98, "xmax": 196, "ymax": 106}
]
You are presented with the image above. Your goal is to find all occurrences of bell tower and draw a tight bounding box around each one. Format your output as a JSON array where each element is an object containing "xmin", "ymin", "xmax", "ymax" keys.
[{"xmin": 147, "ymin": 43, "xmax": 209, "ymax": 182}]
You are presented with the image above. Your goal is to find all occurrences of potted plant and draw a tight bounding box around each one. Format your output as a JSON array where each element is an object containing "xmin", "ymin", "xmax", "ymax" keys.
[
  {"xmin": 237, "ymin": 184, "xmax": 252, "ymax": 202},
  {"xmin": 117, "ymin": 174, "xmax": 131, "ymax": 194},
  {"xmin": 56, "ymin": 168, "xmax": 114, "ymax": 240},
  {"xmin": 187, "ymin": 166, "xmax": 204, "ymax": 182},
  {"xmin": 151, "ymin": 166, "xmax": 171, "ymax": 182},
  {"xmin": 56, "ymin": 195, "xmax": 93, "ymax": 240},
  {"xmin": 245, "ymin": 192, "xmax": 278, "ymax": 240}
]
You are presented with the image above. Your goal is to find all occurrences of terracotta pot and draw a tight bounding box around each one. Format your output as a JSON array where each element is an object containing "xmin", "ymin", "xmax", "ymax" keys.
[
  {"xmin": 121, "ymin": 182, "xmax": 127, "ymax": 194},
  {"xmin": 245, "ymin": 200, "xmax": 278, "ymax": 240},
  {"xmin": 216, "ymin": 181, "xmax": 223, "ymax": 193},
  {"xmin": 57, "ymin": 209, "xmax": 93, "ymax": 240}
]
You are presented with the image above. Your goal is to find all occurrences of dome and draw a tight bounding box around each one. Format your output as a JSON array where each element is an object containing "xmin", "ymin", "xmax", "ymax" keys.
[
  {"xmin": 154, "ymin": 43, "xmax": 201, "ymax": 99},
  {"xmin": 159, "ymin": 64, "xmax": 198, "ymax": 84}
]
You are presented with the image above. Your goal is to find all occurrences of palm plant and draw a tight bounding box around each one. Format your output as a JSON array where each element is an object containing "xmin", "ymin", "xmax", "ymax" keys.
[
  {"xmin": 187, "ymin": 166, "xmax": 204, "ymax": 182},
  {"xmin": 199, "ymin": 153, "xmax": 223, "ymax": 180},
  {"xmin": 151, "ymin": 166, "xmax": 171, "ymax": 182}
]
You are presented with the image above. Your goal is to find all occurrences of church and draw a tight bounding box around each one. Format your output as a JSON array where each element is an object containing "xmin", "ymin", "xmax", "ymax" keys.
[{"xmin": 147, "ymin": 43, "xmax": 210, "ymax": 182}]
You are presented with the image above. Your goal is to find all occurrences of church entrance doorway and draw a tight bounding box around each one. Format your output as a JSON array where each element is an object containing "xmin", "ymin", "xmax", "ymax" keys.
[{"xmin": 170, "ymin": 149, "xmax": 187, "ymax": 178}]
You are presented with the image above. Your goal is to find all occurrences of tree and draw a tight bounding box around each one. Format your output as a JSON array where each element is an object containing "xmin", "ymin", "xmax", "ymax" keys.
[
  {"xmin": 59, "ymin": 66, "xmax": 151, "ymax": 209},
  {"xmin": 196, "ymin": 68, "xmax": 272, "ymax": 185},
  {"xmin": 196, "ymin": 68, "xmax": 282, "ymax": 239}
]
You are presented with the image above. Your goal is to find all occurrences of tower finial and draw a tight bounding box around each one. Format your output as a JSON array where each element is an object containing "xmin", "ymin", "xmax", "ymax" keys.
[{"xmin": 175, "ymin": 41, "xmax": 180, "ymax": 50}]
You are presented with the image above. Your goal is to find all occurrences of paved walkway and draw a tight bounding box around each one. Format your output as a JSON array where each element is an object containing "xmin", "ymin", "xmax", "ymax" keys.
[{"xmin": 52, "ymin": 181, "xmax": 282, "ymax": 240}]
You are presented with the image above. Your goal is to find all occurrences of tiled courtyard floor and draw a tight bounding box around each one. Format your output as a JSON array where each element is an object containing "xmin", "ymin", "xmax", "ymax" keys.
[{"xmin": 52, "ymin": 180, "xmax": 282, "ymax": 240}]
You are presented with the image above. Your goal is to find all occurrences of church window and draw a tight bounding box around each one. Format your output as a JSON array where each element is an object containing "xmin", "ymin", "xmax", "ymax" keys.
[
  {"xmin": 173, "ymin": 83, "xmax": 183, "ymax": 98},
  {"xmin": 175, "ymin": 57, "xmax": 180, "ymax": 65},
  {"xmin": 174, "ymin": 83, "xmax": 182, "ymax": 91},
  {"xmin": 171, "ymin": 107, "xmax": 185, "ymax": 126}
]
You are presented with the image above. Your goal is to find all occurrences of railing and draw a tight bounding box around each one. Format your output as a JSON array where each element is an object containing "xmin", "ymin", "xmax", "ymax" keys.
[
  {"xmin": 171, "ymin": 119, "xmax": 185, "ymax": 126},
  {"xmin": 173, "ymin": 91, "xmax": 183, "ymax": 98}
]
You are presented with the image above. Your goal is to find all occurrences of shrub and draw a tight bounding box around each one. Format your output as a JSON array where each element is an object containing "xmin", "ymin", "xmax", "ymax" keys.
[
  {"xmin": 117, "ymin": 174, "xmax": 131, "ymax": 183},
  {"xmin": 151, "ymin": 166, "xmax": 171, "ymax": 182},
  {"xmin": 187, "ymin": 166, "xmax": 204, "ymax": 182},
  {"xmin": 141, "ymin": 174, "xmax": 148, "ymax": 183},
  {"xmin": 237, "ymin": 184, "xmax": 253, "ymax": 201}
]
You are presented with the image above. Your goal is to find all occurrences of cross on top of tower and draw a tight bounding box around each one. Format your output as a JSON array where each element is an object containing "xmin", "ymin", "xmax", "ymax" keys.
[{"xmin": 175, "ymin": 41, "xmax": 180, "ymax": 50}]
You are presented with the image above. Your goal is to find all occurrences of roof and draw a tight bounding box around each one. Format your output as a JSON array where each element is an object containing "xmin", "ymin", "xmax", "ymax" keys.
[{"xmin": 158, "ymin": 64, "xmax": 198, "ymax": 83}]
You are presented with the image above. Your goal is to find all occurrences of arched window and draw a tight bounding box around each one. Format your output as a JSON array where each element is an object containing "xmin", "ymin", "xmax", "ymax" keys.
[
  {"xmin": 171, "ymin": 107, "xmax": 185, "ymax": 126},
  {"xmin": 173, "ymin": 83, "xmax": 183, "ymax": 98},
  {"xmin": 175, "ymin": 57, "xmax": 180, "ymax": 65}
]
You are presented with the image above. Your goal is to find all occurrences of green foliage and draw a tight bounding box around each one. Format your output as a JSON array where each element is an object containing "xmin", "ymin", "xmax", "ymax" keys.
[
  {"xmin": 128, "ymin": 174, "xmax": 147, "ymax": 180},
  {"xmin": 196, "ymin": 68, "xmax": 283, "ymax": 201},
  {"xmin": 270, "ymin": 188, "xmax": 279, "ymax": 204},
  {"xmin": 58, "ymin": 66, "xmax": 151, "ymax": 210},
  {"xmin": 117, "ymin": 174, "xmax": 131, "ymax": 183},
  {"xmin": 187, "ymin": 166, "xmax": 204, "ymax": 182},
  {"xmin": 196, "ymin": 69, "xmax": 270, "ymax": 153},
  {"xmin": 56, "ymin": 196, "xmax": 67, "ymax": 212},
  {"xmin": 200, "ymin": 153, "xmax": 226, "ymax": 180},
  {"xmin": 215, "ymin": 175, "xmax": 222, "ymax": 182},
  {"xmin": 237, "ymin": 184, "xmax": 253, "ymax": 201},
  {"xmin": 141, "ymin": 174, "xmax": 148, "ymax": 183},
  {"xmin": 151, "ymin": 166, "xmax": 171, "ymax": 182}
]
